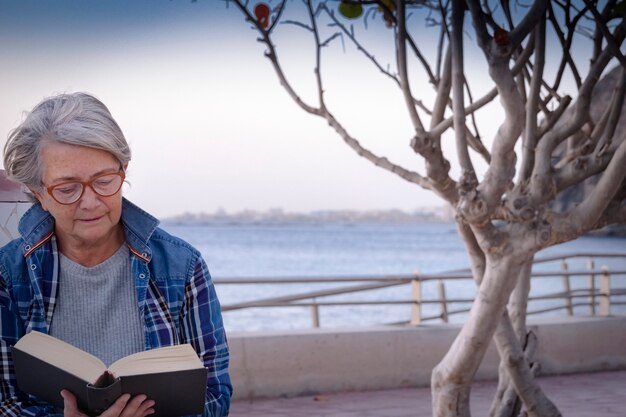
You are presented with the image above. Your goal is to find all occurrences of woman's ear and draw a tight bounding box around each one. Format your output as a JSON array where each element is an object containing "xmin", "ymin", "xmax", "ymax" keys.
[{"xmin": 29, "ymin": 188, "xmax": 49, "ymax": 212}]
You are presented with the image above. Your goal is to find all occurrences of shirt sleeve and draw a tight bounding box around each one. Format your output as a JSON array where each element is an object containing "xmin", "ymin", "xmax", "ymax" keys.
[
  {"xmin": 179, "ymin": 255, "xmax": 232, "ymax": 417},
  {"xmin": 0, "ymin": 277, "xmax": 62, "ymax": 417}
]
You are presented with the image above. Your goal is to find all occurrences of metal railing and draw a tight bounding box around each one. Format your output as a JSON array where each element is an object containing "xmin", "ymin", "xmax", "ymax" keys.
[{"xmin": 214, "ymin": 253, "xmax": 626, "ymax": 328}]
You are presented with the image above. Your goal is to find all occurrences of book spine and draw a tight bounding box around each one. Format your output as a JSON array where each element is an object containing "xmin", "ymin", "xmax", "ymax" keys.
[{"xmin": 86, "ymin": 378, "xmax": 122, "ymax": 415}]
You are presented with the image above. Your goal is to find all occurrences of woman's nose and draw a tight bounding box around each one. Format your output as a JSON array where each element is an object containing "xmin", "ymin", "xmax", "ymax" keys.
[{"xmin": 77, "ymin": 184, "xmax": 102, "ymax": 209}]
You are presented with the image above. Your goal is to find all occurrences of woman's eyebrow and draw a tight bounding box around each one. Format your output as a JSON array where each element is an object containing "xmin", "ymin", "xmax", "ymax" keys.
[{"xmin": 49, "ymin": 167, "xmax": 120, "ymax": 183}]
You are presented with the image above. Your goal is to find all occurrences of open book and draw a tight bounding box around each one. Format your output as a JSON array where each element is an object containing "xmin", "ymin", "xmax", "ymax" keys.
[{"xmin": 12, "ymin": 331, "xmax": 207, "ymax": 417}]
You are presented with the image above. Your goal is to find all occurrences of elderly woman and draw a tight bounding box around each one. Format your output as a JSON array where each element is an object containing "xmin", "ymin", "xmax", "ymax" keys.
[{"xmin": 0, "ymin": 93, "xmax": 232, "ymax": 417}]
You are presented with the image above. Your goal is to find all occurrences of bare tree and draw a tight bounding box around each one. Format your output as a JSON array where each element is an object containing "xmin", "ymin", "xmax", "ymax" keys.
[{"xmin": 227, "ymin": 1, "xmax": 626, "ymax": 416}]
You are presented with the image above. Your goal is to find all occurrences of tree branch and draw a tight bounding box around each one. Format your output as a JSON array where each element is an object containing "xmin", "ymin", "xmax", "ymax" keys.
[
  {"xmin": 305, "ymin": 0, "xmax": 326, "ymax": 111},
  {"xmin": 595, "ymin": 66, "xmax": 626, "ymax": 154},
  {"xmin": 554, "ymin": 148, "xmax": 615, "ymax": 193},
  {"xmin": 430, "ymin": 45, "xmax": 451, "ymax": 130},
  {"xmin": 323, "ymin": 110, "xmax": 431, "ymax": 188},
  {"xmin": 429, "ymin": 32, "xmax": 536, "ymax": 143},
  {"xmin": 396, "ymin": 0, "xmax": 426, "ymax": 134},
  {"xmin": 507, "ymin": 1, "xmax": 550, "ymax": 51},
  {"xmin": 451, "ymin": 0, "xmax": 475, "ymax": 177},
  {"xmin": 551, "ymin": 136, "xmax": 626, "ymax": 242},
  {"xmin": 402, "ymin": 4, "xmax": 458, "ymax": 205},
  {"xmin": 458, "ymin": 2, "xmax": 527, "ymax": 224},
  {"xmin": 456, "ymin": 220, "xmax": 486, "ymax": 285},
  {"xmin": 583, "ymin": 0, "xmax": 626, "ymax": 68},
  {"xmin": 531, "ymin": 18, "xmax": 626, "ymax": 203},
  {"xmin": 537, "ymin": 95, "xmax": 572, "ymax": 139},
  {"xmin": 520, "ymin": 15, "xmax": 546, "ymax": 182},
  {"xmin": 232, "ymin": 0, "xmax": 431, "ymax": 189},
  {"xmin": 546, "ymin": 2, "xmax": 585, "ymax": 90},
  {"xmin": 593, "ymin": 199, "xmax": 626, "ymax": 231},
  {"xmin": 320, "ymin": 4, "xmax": 432, "ymax": 114}
]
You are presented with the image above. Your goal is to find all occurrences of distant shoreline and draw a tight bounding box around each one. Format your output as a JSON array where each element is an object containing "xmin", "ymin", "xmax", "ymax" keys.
[
  {"xmin": 160, "ymin": 209, "xmax": 624, "ymax": 236},
  {"xmin": 161, "ymin": 207, "xmax": 454, "ymax": 226},
  {"xmin": 161, "ymin": 219, "xmax": 455, "ymax": 227}
]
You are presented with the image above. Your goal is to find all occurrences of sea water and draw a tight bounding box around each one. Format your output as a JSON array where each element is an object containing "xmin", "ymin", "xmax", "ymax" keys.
[{"xmin": 161, "ymin": 222, "xmax": 626, "ymax": 331}]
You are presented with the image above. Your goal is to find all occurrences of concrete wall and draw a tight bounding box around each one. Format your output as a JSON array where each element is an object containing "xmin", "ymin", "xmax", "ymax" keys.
[
  {"xmin": 228, "ymin": 316, "xmax": 626, "ymax": 400},
  {"xmin": 0, "ymin": 170, "xmax": 31, "ymax": 247}
]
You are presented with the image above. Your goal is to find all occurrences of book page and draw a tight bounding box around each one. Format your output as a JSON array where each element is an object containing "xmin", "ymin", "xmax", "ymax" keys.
[
  {"xmin": 14, "ymin": 331, "xmax": 106, "ymax": 384},
  {"xmin": 109, "ymin": 344, "xmax": 204, "ymax": 377}
]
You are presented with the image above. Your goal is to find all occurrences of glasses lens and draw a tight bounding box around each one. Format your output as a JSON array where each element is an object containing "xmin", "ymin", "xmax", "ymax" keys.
[
  {"xmin": 92, "ymin": 173, "xmax": 124, "ymax": 196},
  {"xmin": 51, "ymin": 183, "xmax": 83, "ymax": 204}
]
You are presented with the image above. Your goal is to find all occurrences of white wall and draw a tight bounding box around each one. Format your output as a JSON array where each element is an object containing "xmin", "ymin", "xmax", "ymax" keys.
[
  {"xmin": 228, "ymin": 316, "xmax": 626, "ymax": 400},
  {"xmin": 0, "ymin": 202, "xmax": 31, "ymax": 247},
  {"xmin": 0, "ymin": 170, "xmax": 32, "ymax": 247}
]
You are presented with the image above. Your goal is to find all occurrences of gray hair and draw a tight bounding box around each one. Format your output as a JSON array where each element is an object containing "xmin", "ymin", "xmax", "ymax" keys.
[{"xmin": 3, "ymin": 92, "xmax": 131, "ymax": 193}]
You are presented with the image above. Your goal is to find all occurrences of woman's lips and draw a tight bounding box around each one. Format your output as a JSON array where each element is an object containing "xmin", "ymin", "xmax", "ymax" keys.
[{"xmin": 77, "ymin": 215, "xmax": 104, "ymax": 223}]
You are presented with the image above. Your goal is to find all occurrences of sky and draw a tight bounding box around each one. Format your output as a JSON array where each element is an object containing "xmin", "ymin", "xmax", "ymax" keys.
[{"xmin": 0, "ymin": 1, "xmax": 582, "ymax": 219}]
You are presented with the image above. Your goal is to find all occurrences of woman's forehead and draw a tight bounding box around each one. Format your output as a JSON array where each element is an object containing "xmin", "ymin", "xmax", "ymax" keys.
[{"xmin": 40, "ymin": 142, "xmax": 118, "ymax": 181}]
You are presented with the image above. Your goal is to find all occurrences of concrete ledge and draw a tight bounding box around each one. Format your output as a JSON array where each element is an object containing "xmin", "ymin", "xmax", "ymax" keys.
[{"xmin": 228, "ymin": 316, "xmax": 626, "ymax": 400}]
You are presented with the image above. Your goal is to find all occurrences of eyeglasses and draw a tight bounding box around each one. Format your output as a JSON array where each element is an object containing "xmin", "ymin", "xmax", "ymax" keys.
[{"xmin": 45, "ymin": 170, "xmax": 125, "ymax": 205}]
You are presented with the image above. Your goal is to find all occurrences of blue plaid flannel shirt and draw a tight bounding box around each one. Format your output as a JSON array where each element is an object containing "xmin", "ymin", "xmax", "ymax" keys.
[{"xmin": 0, "ymin": 198, "xmax": 232, "ymax": 416}]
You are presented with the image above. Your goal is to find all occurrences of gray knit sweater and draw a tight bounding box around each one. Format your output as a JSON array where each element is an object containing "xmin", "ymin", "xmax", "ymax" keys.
[{"xmin": 49, "ymin": 244, "xmax": 144, "ymax": 366}]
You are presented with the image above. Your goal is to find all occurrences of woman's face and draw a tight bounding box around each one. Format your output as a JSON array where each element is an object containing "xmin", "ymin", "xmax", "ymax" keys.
[{"xmin": 34, "ymin": 141, "xmax": 125, "ymax": 252}]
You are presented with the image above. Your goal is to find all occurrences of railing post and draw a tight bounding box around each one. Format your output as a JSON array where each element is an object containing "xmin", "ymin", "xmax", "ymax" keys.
[
  {"xmin": 410, "ymin": 275, "xmax": 422, "ymax": 325},
  {"xmin": 311, "ymin": 298, "xmax": 320, "ymax": 328},
  {"xmin": 587, "ymin": 258, "xmax": 596, "ymax": 315},
  {"xmin": 438, "ymin": 280, "xmax": 448, "ymax": 323},
  {"xmin": 599, "ymin": 266, "xmax": 611, "ymax": 317},
  {"xmin": 561, "ymin": 259, "xmax": 573, "ymax": 316}
]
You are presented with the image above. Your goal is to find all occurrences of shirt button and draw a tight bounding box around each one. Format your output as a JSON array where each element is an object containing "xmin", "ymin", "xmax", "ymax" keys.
[{"xmin": 139, "ymin": 273, "xmax": 146, "ymax": 279}]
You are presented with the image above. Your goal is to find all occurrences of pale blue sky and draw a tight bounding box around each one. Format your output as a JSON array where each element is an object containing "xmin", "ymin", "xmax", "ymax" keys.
[{"xmin": 0, "ymin": 1, "xmax": 586, "ymax": 218}]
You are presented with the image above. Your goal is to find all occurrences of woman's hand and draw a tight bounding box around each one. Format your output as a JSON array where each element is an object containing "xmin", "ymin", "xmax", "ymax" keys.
[{"xmin": 61, "ymin": 389, "xmax": 155, "ymax": 417}]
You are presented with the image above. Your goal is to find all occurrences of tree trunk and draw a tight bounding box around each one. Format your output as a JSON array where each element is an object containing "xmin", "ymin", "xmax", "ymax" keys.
[
  {"xmin": 431, "ymin": 253, "xmax": 526, "ymax": 417},
  {"xmin": 492, "ymin": 313, "xmax": 562, "ymax": 417},
  {"xmin": 490, "ymin": 259, "xmax": 533, "ymax": 417}
]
